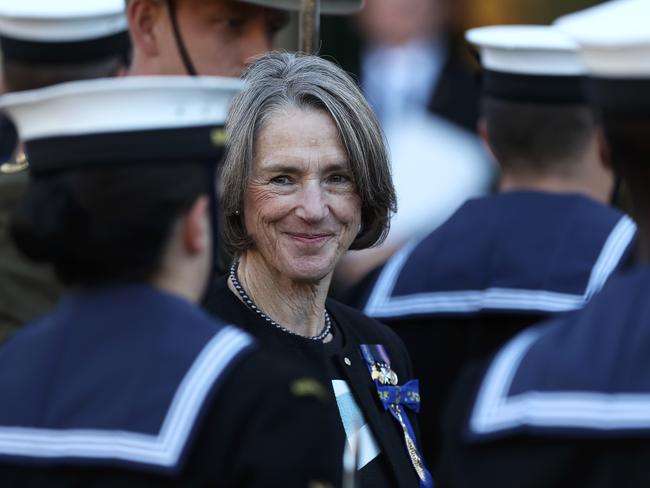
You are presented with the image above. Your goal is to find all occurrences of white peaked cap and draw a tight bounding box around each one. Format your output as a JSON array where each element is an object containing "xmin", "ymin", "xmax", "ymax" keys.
[
  {"xmin": 0, "ymin": 76, "xmax": 245, "ymax": 174},
  {"xmin": 555, "ymin": 0, "xmax": 650, "ymax": 77},
  {"xmin": 0, "ymin": 0, "xmax": 127, "ymax": 42},
  {"xmin": 465, "ymin": 24, "xmax": 584, "ymax": 76}
]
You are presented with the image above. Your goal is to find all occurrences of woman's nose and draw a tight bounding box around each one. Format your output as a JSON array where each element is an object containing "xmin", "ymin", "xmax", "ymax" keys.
[{"xmin": 295, "ymin": 183, "xmax": 328, "ymax": 222}]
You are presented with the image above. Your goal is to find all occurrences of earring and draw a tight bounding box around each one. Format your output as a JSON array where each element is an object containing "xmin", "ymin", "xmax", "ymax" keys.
[{"xmin": 234, "ymin": 210, "xmax": 240, "ymax": 216}]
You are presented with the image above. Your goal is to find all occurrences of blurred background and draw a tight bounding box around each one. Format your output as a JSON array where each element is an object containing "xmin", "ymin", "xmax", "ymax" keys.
[{"xmin": 278, "ymin": 0, "xmax": 608, "ymax": 292}]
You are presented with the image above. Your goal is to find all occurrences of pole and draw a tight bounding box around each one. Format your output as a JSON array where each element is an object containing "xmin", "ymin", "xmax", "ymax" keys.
[{"xmin": 299, "ymin": 0, "xmax": 320, "ymax": 54}]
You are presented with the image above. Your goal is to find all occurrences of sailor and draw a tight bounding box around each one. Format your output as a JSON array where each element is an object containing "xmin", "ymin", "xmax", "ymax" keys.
[
  {"xmin": 126, "ymin": 0, "xmax": 362, "ymax": 276},
  {"xmin": 0, "ymin": 0, "xmax": 131, "ymax": 340},
  {"xmin": 126, "ymin": 0, "xmax": 363, "ymax": 77},
  {"xmin": 0, "ymin": 75, "xmax": 342, "ymax": 487},
  {"xmin": 436, "ymin": 1, "xmax": 650, "ymax": 486},
  {"xmin": 359, "ymin": 23, "xmax": 638, "ymax": 465}
]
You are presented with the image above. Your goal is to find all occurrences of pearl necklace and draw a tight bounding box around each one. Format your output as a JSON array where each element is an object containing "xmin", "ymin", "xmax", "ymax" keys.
[{"xmin": 229, "ymin": 261, "xmax": 332, "ymax": 341}]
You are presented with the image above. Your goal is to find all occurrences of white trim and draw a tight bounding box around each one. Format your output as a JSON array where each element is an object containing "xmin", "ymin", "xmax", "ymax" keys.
[
  {"xmin": 584, "ymin": 216, "xmax": 637, "ymax": 298},
  {"xmin": 470, "ymin": 326, "xmax": 650, "ymax": 434},
  {"xmin": 364, "ymin": 215, "xmax": 636, "ymax": 318},
  {"xmin": 0, "ymin": 326, "xmax": 253, "ymax": 467}
]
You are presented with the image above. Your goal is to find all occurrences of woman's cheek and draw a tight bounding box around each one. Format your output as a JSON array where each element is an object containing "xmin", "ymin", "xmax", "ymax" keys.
[{"xmin": 331, "ymin": 192, "xmax": 362, "ymax": 225}]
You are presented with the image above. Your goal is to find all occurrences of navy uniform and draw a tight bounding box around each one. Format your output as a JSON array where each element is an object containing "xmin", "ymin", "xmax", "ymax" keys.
[
  {"xmin": 360, "ymin": 25, "xmax": 638, "ymax": 465},
  {"xmin": 438, "ymin": 269, "xmax": 650, "ymax": 488},
  {"xmin": 0, "ymin": 76, "xmax": 342, "ymax": 486},
  {"xmin": 0, "ymin": 1, "xmax": 130, "ymax": 341},
  {"xmin": 437, "ymin": 3, "xmax": 650, "ymax": 486}
]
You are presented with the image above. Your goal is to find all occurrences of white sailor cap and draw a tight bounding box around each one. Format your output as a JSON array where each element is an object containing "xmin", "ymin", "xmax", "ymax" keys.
[
  {"xmin": 242, "ymin": 0, "xmax": 363, "ymax": 15},
  {"xmin": 0, "ymin": 0, "xmax": 129, "ymax": 64},
  {"xmin": 465, "ymin": 25, "xmax": 586, "ymax": 103},
  {"xmin": 0, "ymin": 76, "xmax": 244, "ymax": 175},
  {"xmin": 555, "ymin": 0, "xmax": 650, "ymax": 111}
]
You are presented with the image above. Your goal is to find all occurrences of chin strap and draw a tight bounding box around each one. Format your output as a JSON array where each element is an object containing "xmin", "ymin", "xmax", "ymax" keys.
[{"xmin": 165, "ymin": 0, "xmax": 198, "ymax": 76}]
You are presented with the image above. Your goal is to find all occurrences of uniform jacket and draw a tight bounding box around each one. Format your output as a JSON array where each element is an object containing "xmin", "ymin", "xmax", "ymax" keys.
[
  {"xmin": 204, "ymin": 277, "xmax": 426, "ymax": 487},
  {"xmin": 0, "ymin": 285, "xmax": 342, "ymax": 487},
  {"xmin": 359, "ymin": 190, "xmax": 637, "ymax": 465},
  {"xmin": 438, "ymin": 266, "xmax": 650, "ymax": 488}
]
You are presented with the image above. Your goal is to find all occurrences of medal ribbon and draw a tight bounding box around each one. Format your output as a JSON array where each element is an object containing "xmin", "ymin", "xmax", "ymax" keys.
[{"xmin": 360, "ymin": 344, "xmax": 434, "ymax": 488}]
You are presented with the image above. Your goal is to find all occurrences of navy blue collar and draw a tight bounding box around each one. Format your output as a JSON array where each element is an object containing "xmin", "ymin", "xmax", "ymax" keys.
[
  {"xmin": 365, "ymin": 192, "xmax": 636, "ymax": 319},
  {"xmin": 0, "ymin": 284, "xmax": 254, "ymax": 473},
  {"xmin": 468, "ymin": 266, "xmax": 650, "ymax": 440}
]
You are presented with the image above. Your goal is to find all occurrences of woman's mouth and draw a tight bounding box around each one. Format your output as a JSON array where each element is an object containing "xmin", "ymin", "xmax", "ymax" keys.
[{"xmin": 285, "ymin": 232, "xmax": 332, "ymax": 244}]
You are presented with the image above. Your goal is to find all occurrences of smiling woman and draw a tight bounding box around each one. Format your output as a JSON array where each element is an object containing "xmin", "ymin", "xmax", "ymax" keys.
[
  {"xmin": 244, "ymin": 107, "xmax": 361, "ymax": 285},
  {"xmin": 203, "ymin": 52, "xmax": 432, "ymax": 487}
]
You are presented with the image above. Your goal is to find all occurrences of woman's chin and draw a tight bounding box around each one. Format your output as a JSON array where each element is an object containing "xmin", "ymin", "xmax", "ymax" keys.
[{"xmin": 280, "ymin": 257, "xmax": 336, "ymax": 284}]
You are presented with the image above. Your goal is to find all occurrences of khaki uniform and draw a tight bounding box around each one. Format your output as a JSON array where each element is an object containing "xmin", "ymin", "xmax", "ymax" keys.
[{"xmin": 0, "ymin": 156, "xmax": 60, "ymax": 341}]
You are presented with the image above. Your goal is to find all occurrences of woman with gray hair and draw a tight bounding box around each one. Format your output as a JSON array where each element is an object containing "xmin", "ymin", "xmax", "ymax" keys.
[{"xmin": 204, "ymin": 52, "xmax": 432, "ymax": 487}]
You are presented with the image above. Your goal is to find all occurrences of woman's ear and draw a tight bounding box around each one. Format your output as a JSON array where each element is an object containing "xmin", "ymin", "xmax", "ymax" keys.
[
  {"xmin": 183, "ymin": 195, "xmax": 211, "ymax": 256},
  {"xmin": 127, "ymin": 0, "xmax": 164, "ymax": 59}
]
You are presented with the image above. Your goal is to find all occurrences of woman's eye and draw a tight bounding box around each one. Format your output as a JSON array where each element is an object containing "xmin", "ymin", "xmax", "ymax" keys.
[
  {"xmin": 270, "ymin": 175, "xmax": 292, "ymax": 185},
  {"xmin": 328, "ymin": 174, "xmax": 350, "ymax": 184}
]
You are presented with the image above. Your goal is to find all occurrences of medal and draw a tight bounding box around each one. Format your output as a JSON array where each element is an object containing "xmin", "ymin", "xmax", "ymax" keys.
[
  {"xmin": 360, "ymin": 344, "xmax": 433, "ymax": 488},
  {"xmin": 371, "ymin": 362, "xmax": 399, "ymax": 385}
]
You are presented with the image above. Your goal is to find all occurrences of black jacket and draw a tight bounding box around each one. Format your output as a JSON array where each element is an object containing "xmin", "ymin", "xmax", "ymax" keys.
[{"xmin": 204, "ymin": 277, "xmax": 426, "ymax": 487}]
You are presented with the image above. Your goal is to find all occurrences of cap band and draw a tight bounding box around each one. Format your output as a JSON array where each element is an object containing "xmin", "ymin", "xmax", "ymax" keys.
[
  {"xmin": 587, "ymin": 77, "xmax": 650, "ymax": 113},
  {"xmin": 483, "ymin": 69, "xmax": 586, "ymax": 104},
  {"xmin": 0, "ymin": 31, "xmax": 130, "ymax": 64},
  {"xmin": 24, "ymin": 125, "xmax": 226, "ymax": 175}
]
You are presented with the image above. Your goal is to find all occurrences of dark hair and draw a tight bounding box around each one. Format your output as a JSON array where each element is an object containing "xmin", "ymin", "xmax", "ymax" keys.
[
  {"xmin": 221, "ymin": 51, "xmax": 396, "ymax": 255},
  {"xmin": 601, "ymin": 111, "xmax": 650, "ymax": 217},
  {"xmin": 11, "ymin": 163, "xmax": 209, "ymax": 286},
  {"xmin": 482, "ymin": 97, "xmax": 597, "ymax": 176},
  {"xmin": 2, "ymin": 55, "xmax": 127, "ymax": 92}
]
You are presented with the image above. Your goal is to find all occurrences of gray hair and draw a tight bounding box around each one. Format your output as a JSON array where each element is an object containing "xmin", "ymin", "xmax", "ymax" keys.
[{"xmin": 220, "ymin": 51, "xmax": 396, "ymax": 255}]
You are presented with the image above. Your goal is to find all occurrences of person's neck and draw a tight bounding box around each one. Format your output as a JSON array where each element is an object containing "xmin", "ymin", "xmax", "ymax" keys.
[
  {"xmin": 127, "ymin": 56, "xmax": 159, "ymax": 76},
  {"xmin": 499, "ymin": 171, "xmax": 610, "ymax": 204},
  {"xmin": 150, "ymin": 265, "xmax": 205, "ymax": 305},
  {"xmin": 233, "ymin": 252, "xmax": 330, "ymax": 338}
]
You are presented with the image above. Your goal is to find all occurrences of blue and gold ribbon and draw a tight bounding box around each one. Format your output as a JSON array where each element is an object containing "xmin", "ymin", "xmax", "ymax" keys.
[{"xmin": 360, "ymin": 344, "xmax": 434, "ymax": 488}]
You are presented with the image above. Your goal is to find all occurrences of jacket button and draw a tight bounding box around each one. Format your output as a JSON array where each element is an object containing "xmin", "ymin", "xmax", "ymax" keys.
[{"xmin": 344, "ymin": 357, "xmax": 352, "ymax": 366}]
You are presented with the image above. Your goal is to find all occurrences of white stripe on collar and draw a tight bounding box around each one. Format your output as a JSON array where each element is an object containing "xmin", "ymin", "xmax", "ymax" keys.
[
  {"xmin": 470, "ymin": 325, "xmax": 650, "ymax": 434},
  {"xmin": 0, "ymin": 326, "xmax": 253, "ymax": 469},
  {"xmin": 365, "ymin": 215, "xmax": 636, "ymax": 318}
]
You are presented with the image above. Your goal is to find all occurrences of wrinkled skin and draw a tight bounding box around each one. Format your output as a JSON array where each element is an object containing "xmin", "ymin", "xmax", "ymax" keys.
[{"xmin": 243, "ymin": 107, "xmax": 362, "ymax": 286}]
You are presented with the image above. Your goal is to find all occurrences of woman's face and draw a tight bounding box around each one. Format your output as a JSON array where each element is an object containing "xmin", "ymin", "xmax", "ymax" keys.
[{"xmin": 243, "ymin": 107, "xmax": 362, "ymax": 283}]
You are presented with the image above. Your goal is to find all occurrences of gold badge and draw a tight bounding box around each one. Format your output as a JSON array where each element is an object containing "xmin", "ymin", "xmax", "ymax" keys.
[
  {"xmin": 290, "ymin": 378, "xmax": 329, "ymax": 403},
  {"xmin": 210, "ymin": 128, "xmax": 227, "ymax": 146},
  {"xmin": 0, "ymin": 152, "xmax": 28, "ymax": 174},
  {"xmin": 308, "ymin": 482, "xmax": 334, "ymax": 488}
]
